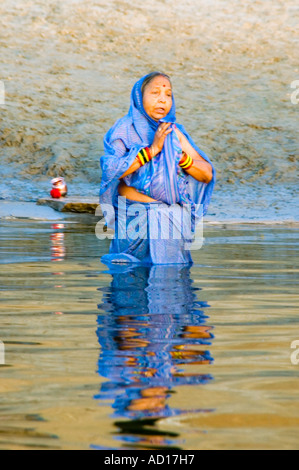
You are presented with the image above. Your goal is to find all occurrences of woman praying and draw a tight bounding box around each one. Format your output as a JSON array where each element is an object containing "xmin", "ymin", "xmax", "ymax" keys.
[{"xmin": 99, "ymin": 72, "xmax": 216, "ymax": 265}]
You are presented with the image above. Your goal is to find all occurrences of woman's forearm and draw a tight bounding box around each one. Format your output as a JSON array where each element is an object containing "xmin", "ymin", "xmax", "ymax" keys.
[
  {"xmin": 174, "ymin": 128, "xmax": 213, "ymax": 183},
  {"xmin": 118, "ymin": 156, "xmax": 141, "ymax": 179},
  {"xmin": 184, "ymin": 158, "xmax": 213, "ymax": 184},
  {"xmin": 119, "ymin": 144, "xmax": 157, "ymax": 179},
  {"xmin": 118, "ymin": 142, "xmax": 213, "ymax": 184}
]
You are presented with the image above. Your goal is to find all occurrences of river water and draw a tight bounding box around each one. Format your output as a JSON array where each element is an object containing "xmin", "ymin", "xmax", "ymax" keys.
[{"xmin": 0, "ymin": 216, "xmax": 298, "ymax": 449}]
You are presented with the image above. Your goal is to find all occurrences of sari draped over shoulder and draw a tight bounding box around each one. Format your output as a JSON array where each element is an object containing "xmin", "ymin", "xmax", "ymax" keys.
[{"xmin": 99, "ymin": 73, "xmax": 216, "ymax": 265}]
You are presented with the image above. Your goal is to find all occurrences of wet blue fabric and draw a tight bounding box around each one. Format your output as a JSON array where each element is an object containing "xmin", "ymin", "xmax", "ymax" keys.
[
  {"xmin": 101, "ymin": 197, "xmax": 195, "ymax": 265},
  {"xmin": 99, "ymin": 73, "xmax": 216, "ymax": 265}
]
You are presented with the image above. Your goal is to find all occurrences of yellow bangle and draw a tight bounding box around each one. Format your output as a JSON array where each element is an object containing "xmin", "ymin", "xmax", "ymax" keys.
[
  {"xmin": 179, "ymin": 152, "xmax": 193, "ymax": 170},
  {"xmin": 137, "ymin": 147, "xmax": 152, "ymax": 166}
]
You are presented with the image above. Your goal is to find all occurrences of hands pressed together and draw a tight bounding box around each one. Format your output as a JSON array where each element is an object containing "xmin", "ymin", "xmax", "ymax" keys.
[
  {"xmin": 149, "ymin": 122, "xmax": 173, "ymax": 158},
  {"xmin": 121, "ymin": 122, "xmax": 213, "ymax": 184}
]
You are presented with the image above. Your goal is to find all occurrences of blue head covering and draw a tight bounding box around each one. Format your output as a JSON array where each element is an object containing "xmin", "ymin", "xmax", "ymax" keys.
[{"xmin": 100, "ymin": 72, "xmax": 216, "ymax": 229}]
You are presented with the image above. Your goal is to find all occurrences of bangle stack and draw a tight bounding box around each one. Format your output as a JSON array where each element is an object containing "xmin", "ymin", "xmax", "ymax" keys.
[
  {"xmin": 136, "ymin": 148, "xmax": 193, "ymax": 170},
  {"xmin": 179, "ymin": 151, "xmax": 193, "ymax": 170},
  {"xmin": 136, "ymin": 147, "xmax": 153, "ymax": 166}
]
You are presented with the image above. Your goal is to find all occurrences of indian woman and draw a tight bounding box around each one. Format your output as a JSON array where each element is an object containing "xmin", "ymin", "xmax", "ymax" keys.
[{"xmin": 99, "ymin": 72, "xmax": 216, "ymax": 265}]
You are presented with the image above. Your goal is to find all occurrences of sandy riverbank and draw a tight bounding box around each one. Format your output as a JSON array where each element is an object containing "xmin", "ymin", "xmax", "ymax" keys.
[{"xmin": 0, "ymin": 0, "xmax": 298, "ymax": 222}]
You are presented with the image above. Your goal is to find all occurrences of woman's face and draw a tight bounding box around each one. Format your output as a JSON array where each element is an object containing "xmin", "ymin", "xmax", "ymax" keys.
[{"xmin": 142, "ymin": 76, "xmax": 173, "ymax": 122}]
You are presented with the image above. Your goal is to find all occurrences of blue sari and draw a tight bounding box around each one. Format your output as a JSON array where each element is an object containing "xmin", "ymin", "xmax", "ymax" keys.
[{"xmin": 99, "ymin": 73, "xmax": 216, "ymax": 265}]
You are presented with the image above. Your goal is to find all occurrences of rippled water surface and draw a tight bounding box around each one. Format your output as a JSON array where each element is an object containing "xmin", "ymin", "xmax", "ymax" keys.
[{"xmin": 0, "ymin": 218, "xmax": 298, "ymax": 450}]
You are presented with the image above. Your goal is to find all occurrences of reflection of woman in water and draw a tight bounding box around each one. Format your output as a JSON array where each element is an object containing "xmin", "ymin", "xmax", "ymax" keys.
[
  {"xmin": 95, "ymin": 263, "xmax": 214, "ymax": 429},
  {"xmin": 99, "ymin": 72, "xmax": 216, "ymax": 265}
]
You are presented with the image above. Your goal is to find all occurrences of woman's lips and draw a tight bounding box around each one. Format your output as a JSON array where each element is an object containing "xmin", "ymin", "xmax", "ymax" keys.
[{"xmin": 155, "ymin": 108, "xmax": 165, "ymax": 113}]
